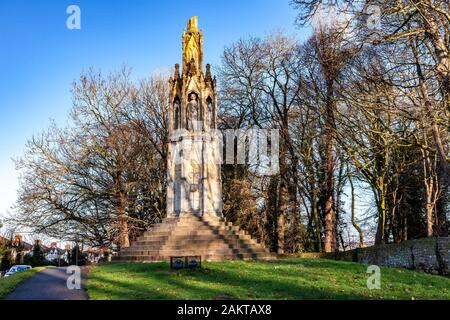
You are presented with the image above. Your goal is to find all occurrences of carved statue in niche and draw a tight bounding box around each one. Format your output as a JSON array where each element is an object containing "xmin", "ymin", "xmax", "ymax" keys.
[
  {"xmin": 187, "ymin": 93, "xmax": 199, "ymax": 131},
  {"xmin": 188, "ymin": 57, "xmax": 197, "ymax": 75},
  {"xmin": 207, "ymin": 97, "xmax": 213, "ymax": 129},
  {"xmin": 174, "ymin": 100, "xmax": 180, "ymax": 130}
]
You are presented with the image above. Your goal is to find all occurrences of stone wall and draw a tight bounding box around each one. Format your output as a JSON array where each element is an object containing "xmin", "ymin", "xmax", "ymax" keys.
[{"xmin": 329, "ymin": 237, "xmax": 450, "ymax": 276}]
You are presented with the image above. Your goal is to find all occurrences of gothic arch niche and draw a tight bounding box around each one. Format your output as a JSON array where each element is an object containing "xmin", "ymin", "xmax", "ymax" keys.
[
  {"xmin": 206, "ymin": 96, "xmax": 214, "ymax": 129},
  {"xmin": 173, "ymin": 97, "xmax": 181, "ymax": 130},
  {"xmin": 186, "ymin": 92, "xmax": 200, "ymax": 131}
]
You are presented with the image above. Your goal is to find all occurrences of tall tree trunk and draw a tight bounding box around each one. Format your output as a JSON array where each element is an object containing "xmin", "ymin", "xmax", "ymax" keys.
[
  {"xmin": 118, "ymin": 212, "xmax": 130, "ymax": 250},
  {"xmin": 374, "ymin": 181, "xmax": 387, "ymax": 244},
  {"xmin": 349, "ymin": 174, "xmax": 364, "ymax": 248},
  {"xmin": 418, "ymin": 4, "xmax": 449, "ymax": 236},
  {"xmin": 277, "ymin": 130, "xmax": 289, "ymax": 254},
  {"xmin": 115, "ymin": 174, "xmax": 130, "ymax": 250},
  {"xmin": 418, "ymin": 1, "xmax": 450, "ymax": 108},
  {"xmin": 423, "ymin": 147, "xmax": 439, "ymax": 237},
  {"xmin": 312, "ymin": 189, "xmax": 322, "ymax": 252},
  {"xmin": 412, "ymin": 39, "xmax": 449, "ymax": 236},
  {"xmin": 277, "ymin": 214, "xmax": 286, "ymax": 255},
  {"xmin": 324, "ymin": 80, "xmax": 336, "ymax": 252},
  {"xmin": 287, "ymin": 140, "xmax": 301, "ymax": 252}
]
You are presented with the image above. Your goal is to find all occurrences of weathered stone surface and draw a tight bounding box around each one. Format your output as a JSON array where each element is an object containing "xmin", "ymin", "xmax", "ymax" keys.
[
  {"xmin": 166, "ymin": 16, "xmax": 222, "ymax": 218},
  {"xmin": 114, "ymin": 215, "xmax": 274, "ymax": 262},
  {"xmin": 330, "ymin": 237, "xmax": 450, "ymax": 276}
]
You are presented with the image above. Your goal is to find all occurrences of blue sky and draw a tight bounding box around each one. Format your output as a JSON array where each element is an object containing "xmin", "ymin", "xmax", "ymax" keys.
[{"xmin": 0, "ymin": 1, "xmax": 308, "ymax": 219}]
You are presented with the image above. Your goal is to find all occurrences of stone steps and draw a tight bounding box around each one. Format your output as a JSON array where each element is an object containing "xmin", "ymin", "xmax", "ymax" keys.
[
  {"xmin": 115, "ymin": 252, "xmax": 273, "ymax": 262},
  {"xmin": 140, "ymin": 225, "xmax": 241, "ymax": 237},
  {"xmin": 123, "ymin": 245, "xmax": 269, "ymax": 255},
  {"xmin": 145, "ymin": 225, "xmax": 258, "ymax": 241},
  {"xmin": 114, "ymin": 214, "xmax": 275, "ymax": 262},
  {"xmin": 135, "ymin": 233, "xmax": 261, "ymax": 251},
  {"xmin": 137, "ymin": 234, "xmax": 258, "ymax": 248},
  {"xmin": 124, "ymin": 240, "xmax": 269, "ymax": 253},
  {"xmin": 119, "ymin": 249, "xmax": 260, "ymax": 257},
  {"xmin": 120, "ymin": 245, "xmax": 267, "ymax": 255}
]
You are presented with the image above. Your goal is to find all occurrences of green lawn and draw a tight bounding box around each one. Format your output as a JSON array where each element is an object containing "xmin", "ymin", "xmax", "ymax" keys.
[
  {"xmin": 0, "ymin": 267, "xmax": 50, "ymax": 299},
  {"xmin": 87, "ymin": 258, "xmax": 450, "ymax": 300}
]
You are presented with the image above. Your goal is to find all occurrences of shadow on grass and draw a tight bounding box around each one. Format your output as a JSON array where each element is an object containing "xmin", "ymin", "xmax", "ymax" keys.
[{"xmin": 88, "ymin": 261, "xmax": 378, "ymax": 300}]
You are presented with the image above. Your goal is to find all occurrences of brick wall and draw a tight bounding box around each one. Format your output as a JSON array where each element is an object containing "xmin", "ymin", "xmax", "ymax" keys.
[{"xmin": 329, "ymin": 237, "xmax": 450, "ymax": 276}]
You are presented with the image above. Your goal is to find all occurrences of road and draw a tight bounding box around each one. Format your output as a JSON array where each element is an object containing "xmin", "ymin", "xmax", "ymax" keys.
[{"xmin": 5, "ymin": 267, "xmax": 88, "ymax": 300}]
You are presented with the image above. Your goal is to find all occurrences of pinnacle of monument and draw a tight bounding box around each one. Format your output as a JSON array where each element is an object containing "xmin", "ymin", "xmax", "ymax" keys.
[{"xmin": 187, "ymin": 16, "xmax": 199, "ymax": 32}]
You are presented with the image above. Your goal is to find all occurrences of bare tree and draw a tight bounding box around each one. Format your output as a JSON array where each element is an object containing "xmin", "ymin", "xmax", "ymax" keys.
[{"xmin": 12, "ymin": 70, "xmax": 169, "ymax": 249}]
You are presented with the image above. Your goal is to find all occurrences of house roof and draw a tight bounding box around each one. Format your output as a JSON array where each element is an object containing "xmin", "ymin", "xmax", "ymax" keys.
[
  {"xmin": 1, "ymin": 235, "xmax": 66, "ymax": 253},
  {"xmin": 22, "ymin": 242, "xmax": 33, "ymax": 251},
  {"xmin": 0, "ymin": 236, "xmax": 33, "ymax": 251}
]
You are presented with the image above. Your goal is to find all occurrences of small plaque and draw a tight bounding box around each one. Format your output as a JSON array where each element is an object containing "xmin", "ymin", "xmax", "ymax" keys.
[
  {"xmin": 187, "ymin": 257, "xmax": 201, "ymax": 268},
  {"xmin": 170, "ymin": 257, "xmax": 185, "ymax": 270},
  {"xmin": 170, "ymin": 256, "xmax": 202, "ymax": 270}
]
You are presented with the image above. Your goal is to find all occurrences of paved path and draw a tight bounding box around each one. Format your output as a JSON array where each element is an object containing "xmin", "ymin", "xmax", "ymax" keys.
[{"xmin": 5, "ymin": 267, "xmax": 88, "ymax": 300}]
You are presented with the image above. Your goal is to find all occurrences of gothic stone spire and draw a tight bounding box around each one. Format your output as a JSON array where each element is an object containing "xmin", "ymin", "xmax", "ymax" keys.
[{"xmin": 182, "ymin": 16, "xmax": 203, "ymax": 76}]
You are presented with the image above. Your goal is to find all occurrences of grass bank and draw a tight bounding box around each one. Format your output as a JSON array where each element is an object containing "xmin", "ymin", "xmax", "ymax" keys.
[
  {"xmin": 87, "ymin": 258, "xmax": 450, "ymax": 300},
  {"xmin": 0, "ymin": 267, "xmax": 50, "ymax": 299}
]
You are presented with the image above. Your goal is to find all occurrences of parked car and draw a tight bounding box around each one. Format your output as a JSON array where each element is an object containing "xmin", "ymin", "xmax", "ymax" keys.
[{"xmin": 4, "ymin": 265, "xmax": 32, "ymax": 277}]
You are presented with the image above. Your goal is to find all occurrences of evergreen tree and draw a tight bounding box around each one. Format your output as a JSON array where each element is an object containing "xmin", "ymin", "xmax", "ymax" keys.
[
  {"xmin": 69, "ymin": 244, "xmax": 86, "ymax": 266},
  {"xmin": 29, "ymin": 240, "xmax": 47, "ymax": 267}
]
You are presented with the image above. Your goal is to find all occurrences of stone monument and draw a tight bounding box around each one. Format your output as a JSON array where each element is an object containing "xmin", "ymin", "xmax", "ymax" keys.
[
  {"xmin": 115, "ymin": 17, "xmax": 273, "ymax": 262},
  {"xmin": 166, "ymin": 16, "xmax": 222, "ymax": 219}
]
